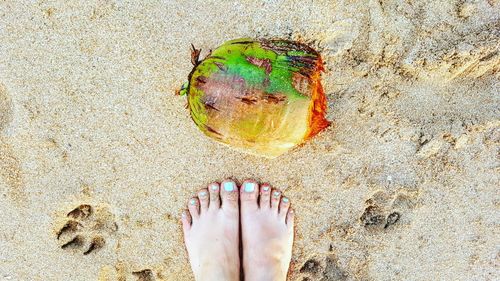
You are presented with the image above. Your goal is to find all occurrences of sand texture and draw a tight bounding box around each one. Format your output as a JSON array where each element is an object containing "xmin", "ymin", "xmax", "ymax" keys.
[{"xmin": 0, "ymin": 0, "xmax": 499, "ymax": 280}]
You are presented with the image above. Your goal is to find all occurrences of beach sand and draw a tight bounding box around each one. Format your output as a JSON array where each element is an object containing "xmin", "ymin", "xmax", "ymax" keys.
[{"xmin": 0, "ymin": 0, "xmax": 499, "ymax": 280}]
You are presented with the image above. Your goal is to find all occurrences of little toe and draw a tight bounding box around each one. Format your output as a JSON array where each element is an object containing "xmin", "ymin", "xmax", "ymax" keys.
[
  {"xmin": 208, "ymin": 182, "xmax": 221, "ymax": 210},
  {"xmin": 278, "ymin": 196, "xmax": 290, "ymax": 221},
  {"xmin": 240, "ymin": 179, "xmax": 259, "ymax": 211},
  {"xmin": 270, "ymin": 189, "xmax": 281, "ymax": 212},
  {"xmin": 220, "ymin": 179, "xmax": 239, "ymax": 212},
  {"xmin": 198, "ymin": 189, "xmax": 209, "ymax": 213},
  {"xmin": 259, "ymin": 183, "xmax": 271, "ymax": 209},
  {"xmin": 286, "ymin": 208, "xmax": 294, "ymax": 227},
  {"xmin": 188, "ymin": 197, "xmax": 200, "ymax": 221},
  {"xmin": 181, "ymin": 210, "xmax": 192, "ymax": 233}
]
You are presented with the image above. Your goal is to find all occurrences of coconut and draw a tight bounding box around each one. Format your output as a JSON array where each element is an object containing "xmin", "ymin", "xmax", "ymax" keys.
[{"xmin": 178, "ymin": 38, "xmax": 330, "ymax": 158}]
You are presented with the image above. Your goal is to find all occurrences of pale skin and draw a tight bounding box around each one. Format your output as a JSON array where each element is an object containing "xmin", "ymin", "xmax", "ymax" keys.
[{"xmin": 181, "ymin": 179, "xmax": 294, "ymax": 281}]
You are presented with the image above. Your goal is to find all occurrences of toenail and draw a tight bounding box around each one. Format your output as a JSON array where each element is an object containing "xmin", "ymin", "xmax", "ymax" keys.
[
  {"xmin": 282, "ymin": 197, "xmax": 289, "ymax": 203},
  {"xmin": 223, "ymin": 182, "xmax": 235, "ymax": 192},
  {"xmin": 262, "ymin": 186, "xmax": 270, "ymax": 192},
  {"xmin": 273, "ymin": 191, "xmax": 281, "ymax": 197},
  {"xmin": 181, "ymin": 212, "xmax": 186, "ymax": 218},
  {"xmin": 199, "ymin": 191, "xmax": 208, "ymax": 197},
  {"xmin": 190, "ymin": 198, "xmax": 197, "ymax": 205},
  {"xmin": 210, "ymin": 184, "xmax": 218, "ymax": 191},
  {"xmin": 244, "ymin": 182, "xmax": 256, "ymax": 192}
]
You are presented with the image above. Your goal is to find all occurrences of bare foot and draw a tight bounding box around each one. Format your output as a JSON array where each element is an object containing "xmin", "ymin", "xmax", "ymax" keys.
[
  {"xmin": 182, "ymin": 180, "xmax": 240, "ymax": 281},
  {"xmin": 240, "ymin": 180, "xmax": 294, "ymax": 281}
]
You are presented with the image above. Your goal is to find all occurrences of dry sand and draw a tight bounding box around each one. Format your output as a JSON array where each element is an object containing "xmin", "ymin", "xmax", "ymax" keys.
[{"xmin": 0, "ymin": 0, "xmax": 499, "ymax": 280}]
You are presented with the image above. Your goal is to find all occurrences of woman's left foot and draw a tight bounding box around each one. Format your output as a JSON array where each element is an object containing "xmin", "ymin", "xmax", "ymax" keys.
[{"xmin": 239, "ymin": 180, "xmax": 294, "ymax": 281}]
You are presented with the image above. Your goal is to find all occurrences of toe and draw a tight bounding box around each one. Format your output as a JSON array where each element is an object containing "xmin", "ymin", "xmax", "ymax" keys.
[
  {"xmin": 286, "ymin": 207, "xmax": 294, "ymax": 227},
  {"xmin": 188, "ymin": 197, "xmax": 200, "ymax": 221},
  {"xmin": 278, "ymin": 196, "xmax": 290, "ymax": 221},
  {"xmin": 220, "ymin": 179, "xmax": 239, "ymax": 212},
  {"xmin": 240, "ymin": 179, "xmax": 259, "ymax": 210},
  {"xmin": 198, "ymin": 189, "xmax": 209, "ymax": 213},
  {"xmin": 208, "ymin": 182, "xmax": 221, "ymax": 210},
  {"xmin": 181, "ymin": 210, "xmax": 192, "ymax": 233},
  {"xmin": 259, "ymin": 183, "xmax": 271, "ymax": 209},
  {"xmin": 270, "ymin": 189, "xmax": 281, "ymax": 212}
]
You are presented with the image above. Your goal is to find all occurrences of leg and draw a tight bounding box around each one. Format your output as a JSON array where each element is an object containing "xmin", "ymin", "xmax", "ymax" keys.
[
  {"xmin": 181, "ymin": 180, "xmax": 240, "ymax": 281},
  {"xmin": 240, "ymin": 180, "xmax": 294, "ymax": 281}
]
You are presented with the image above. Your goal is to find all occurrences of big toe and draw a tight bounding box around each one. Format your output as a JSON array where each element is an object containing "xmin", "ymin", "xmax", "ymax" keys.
[
  {"xmin": 220, "ymin": 179, "xmax": 239, "ymax": 213},
  {"xmin": 240, "ymin": 179, "xmax": 259, "ymax": 211}
]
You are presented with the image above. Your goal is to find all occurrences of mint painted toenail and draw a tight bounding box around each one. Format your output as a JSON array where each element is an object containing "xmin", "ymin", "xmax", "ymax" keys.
[
  {"xmin": 190, "ymin": 199, "xmax": 197, "ymax": 205},
  {"xmin": 282, "ymin": 197, "xmax": 289, "ymax": 203},
  {"xmin": 262, "ymin": 186, "xmax": 270, "ymax": 192},
  {"xmin": 210, "ymin": 184, "xmax": 218, "ymax": 191},
  {"xmin": 244, "ymin": 182, "xmax": 255, "ymax": 192},
  {"xmin": 223, "ymin": 182, "xmax": 235, "ymax": 192},
  {"xmin": 199, "ymin": 191, "xmax": 208, "ymax": 197},
  {"xmin": 273, "ymin": 191, "xmax": 280, "ymax": 197}
]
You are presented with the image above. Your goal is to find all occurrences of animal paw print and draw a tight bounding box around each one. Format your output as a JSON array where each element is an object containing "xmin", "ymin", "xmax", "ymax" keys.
[
  {"xmin": 99, "ymin": 263, "xmax": 162, "ymax": 281},
  {"xmin": 360, "ymin": 189, "xmax": 418, "ymax": 230},
  {"xmin": 360, "ymin": 204, "xmax": 400, "ymax": 229},
  {"xmin": 133, "ymin": 269, "xmax": 155, "ymax": 281},
  {"xmin": 298, "ymin": 256, "xmax": 348, "ymax": 281},
  {"xmin": 56, "ymin": 204, "xmax": 118, "ymax": 255}
]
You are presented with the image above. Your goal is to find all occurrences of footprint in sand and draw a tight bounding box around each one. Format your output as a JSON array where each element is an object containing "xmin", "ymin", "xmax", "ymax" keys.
[
  {"xmin": 99, "ymin": 262, "xmax": 164, "ymax": 281},
  {"xmin": 299, "ymin": 255, "xmax": 349, "ymax": 281},
  {"xmin": 360, "ymin": 189, "xmax": 419, "ymax": 230},
  {"xmin": 0, "ymin": 83, "xmax": 25, "ymax": 205},
  {"xmin": 56, "ymin": 204, "xmax": 118, "ymax": 255},
  {"xmin": 132, "ymin": 269, "xmax": 156, "ymax": 281},
  {"xmin": 0, "ymin": 143, "xmax": 24, "ymax": 204}
]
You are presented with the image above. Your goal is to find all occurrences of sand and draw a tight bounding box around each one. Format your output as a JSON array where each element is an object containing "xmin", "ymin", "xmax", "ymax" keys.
[{"xmin": 0, "ymin": 0, "xmax": 499, "ymax": 280}]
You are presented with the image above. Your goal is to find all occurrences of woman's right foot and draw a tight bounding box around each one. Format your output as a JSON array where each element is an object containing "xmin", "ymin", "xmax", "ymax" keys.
[
  {"xmin": 239, "ymin": 180, "xmax": 294, "ymax": 281},
  {"xmin": 181, "ymin": 180, "xmax": 240, "ymax": 281}
]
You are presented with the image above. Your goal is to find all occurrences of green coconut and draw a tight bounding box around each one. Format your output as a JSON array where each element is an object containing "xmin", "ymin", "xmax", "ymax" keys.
[{"xmin": 178, "ymin": 38, "xmax": 330, "ymax": 157}]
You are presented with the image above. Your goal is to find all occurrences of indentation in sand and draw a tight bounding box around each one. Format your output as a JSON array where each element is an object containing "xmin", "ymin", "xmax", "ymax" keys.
[
  {"xmin": 0, "ymin": 149, "xmax": 25, "ymax": 205},
  {"xmin": 0, "ymin": 84, "xmax": 25, "ymax": 205},
  {"xmin": 0, "ymin": 83, "xmax": 12, "ymax": 132},
  {"xmin": 98, "ymin": 261, "xmax": 164, "ymax": 281},
  {"xmin": 361, "ymin": 188, "xmax": 420, "ymax": 230},
  {"xmin": 55, "ymin": 203, "xmax": 118, "ymax": 255},
  {"xmin": 299, "ymin": 255, "xmax": 349, "ymax": 280}
]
